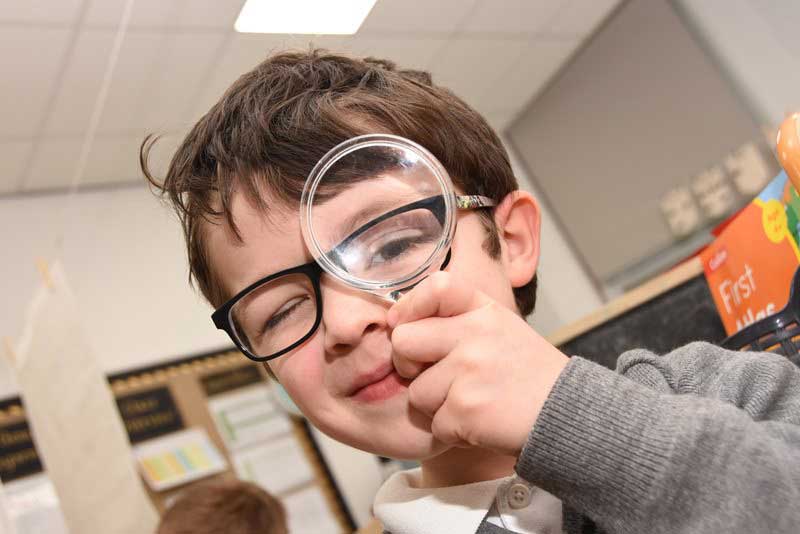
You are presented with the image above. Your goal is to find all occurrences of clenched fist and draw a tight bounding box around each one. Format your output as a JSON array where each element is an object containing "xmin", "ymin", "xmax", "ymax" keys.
[{"xmin": 387, "ymin": 270, "xmax": 569, "ymax": 457}]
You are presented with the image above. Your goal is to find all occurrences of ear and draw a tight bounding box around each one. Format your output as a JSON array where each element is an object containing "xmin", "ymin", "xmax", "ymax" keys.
[{"xmin": 493, "ymin": 190, "xmax": 541, "ymax": 288}]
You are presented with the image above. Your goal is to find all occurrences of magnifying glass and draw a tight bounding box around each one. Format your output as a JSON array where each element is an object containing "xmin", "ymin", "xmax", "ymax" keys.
[{"xmin": 300, "ymin": 134, "xmax": 495, "ymax": 301}]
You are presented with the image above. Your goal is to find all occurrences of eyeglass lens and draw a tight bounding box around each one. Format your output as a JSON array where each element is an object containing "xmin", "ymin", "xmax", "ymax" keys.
[{"xmin": 229, "ymin": 273, "xmax": 318, "ymax": 359}]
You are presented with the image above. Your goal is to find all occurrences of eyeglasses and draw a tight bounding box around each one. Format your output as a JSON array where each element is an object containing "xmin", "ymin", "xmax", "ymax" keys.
[{"xmin": 212, "ymin": 194, "xmax": 494, "ymax": 362}]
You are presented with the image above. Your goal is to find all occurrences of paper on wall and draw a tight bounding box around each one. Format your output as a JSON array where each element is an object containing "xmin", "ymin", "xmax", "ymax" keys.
[
  {"xmin": 284, "ymin": 486, "xmax": 342, "ymax": 534},
  {"xmin": 133, "ymin": 427, "xmax": 227, "ymax": 492},
  {"xmin": 207, "ymin": 384, "xmax": 293, "ymax": 451},
  {"xmin": 11, "ymin": 261, "xmax": 158, "ymax": 534},
  {"xmin": 3, "ymin": 474, "xmax": 67, "ymax": 534},
  {"xmin": 0, "ymin": 477, "xmax": 17, "ymax": 534},
  {"xmin": 232, "ymin": 434, "xmax": 314, "ymax": 494}
]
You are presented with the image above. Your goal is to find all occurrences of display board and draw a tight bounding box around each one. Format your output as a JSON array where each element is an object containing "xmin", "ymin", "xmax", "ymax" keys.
[
  {"xmin": 0, "ymin": 349, "xmax": 354, "ymax": 533},
  {"xmin": 507, "ymin": 0, "xmax": 771, "ymax": 289}
]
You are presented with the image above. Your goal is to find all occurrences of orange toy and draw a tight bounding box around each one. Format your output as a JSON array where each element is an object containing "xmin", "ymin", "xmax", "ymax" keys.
[{"xmin": 777, "ymin": 113, "xmax": 800, "ymax": 193}]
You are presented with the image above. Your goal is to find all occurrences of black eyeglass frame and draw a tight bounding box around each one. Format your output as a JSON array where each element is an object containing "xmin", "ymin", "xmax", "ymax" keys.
[
  {"xmin": 212, "ymin": 194, "xmax": 492, "ymax": 362},
  {"xmin": 212, "ymin": 261, "xmax": 324, "ymax": 362},
  {"xmin": 212, "ymin": 249, "xmax": 454, "ymax": 363}
]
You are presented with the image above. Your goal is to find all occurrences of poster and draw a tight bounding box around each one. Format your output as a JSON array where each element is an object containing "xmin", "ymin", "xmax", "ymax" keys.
[
  {"xmin": 133, "ymin": 427, "xmax": 227, "ymax": 492},
  {"xmin": 207, "ymin": 384, "xmax": 293, "ymax": 451}
]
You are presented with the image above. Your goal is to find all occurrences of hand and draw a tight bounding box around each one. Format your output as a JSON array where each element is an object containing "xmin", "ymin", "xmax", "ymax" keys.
[{"xmin": 387, "ymin": 271, "xmax": 569, "ymax": 457}]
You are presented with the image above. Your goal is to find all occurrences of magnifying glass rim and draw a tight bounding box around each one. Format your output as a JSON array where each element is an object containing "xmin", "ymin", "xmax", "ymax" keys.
[{"xmin": 300, "ymin": 133, "xmax": 457, "ymax": 293}]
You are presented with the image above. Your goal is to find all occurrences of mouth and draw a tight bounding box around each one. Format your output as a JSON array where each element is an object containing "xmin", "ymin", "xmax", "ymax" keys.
[{"xmin": 349, "ymin": 364, "xmax": 410, "ymax": 403}]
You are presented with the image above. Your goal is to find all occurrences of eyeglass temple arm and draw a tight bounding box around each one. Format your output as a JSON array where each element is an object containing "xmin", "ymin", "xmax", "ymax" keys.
[{"xmin": 455, "ymin": 195, "xmax": 496, "ymax": 209}]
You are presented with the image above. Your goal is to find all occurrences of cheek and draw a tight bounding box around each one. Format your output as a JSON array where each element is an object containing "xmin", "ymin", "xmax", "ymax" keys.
[
  {"xmin": 268, "ymin": 337, "xmax": 327, "ymax": 407},
  {"xmin": 451, "ymin": 221, "xmax": 517, "ymax": 309}
]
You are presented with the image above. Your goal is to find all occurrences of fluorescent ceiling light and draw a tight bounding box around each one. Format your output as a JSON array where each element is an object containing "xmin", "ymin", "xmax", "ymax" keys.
[{"xmin": 235, "ymin": 0, "xmax": 377, "ymax": 35}]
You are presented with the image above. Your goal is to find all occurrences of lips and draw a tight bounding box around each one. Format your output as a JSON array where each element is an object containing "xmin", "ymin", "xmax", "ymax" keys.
[
  {"xmin": 348, "ymin": 362, "xmax": 409, "ymax": 402},
  {"xmin": 348, "ymin": 362, "xmax": 395, "ymax": 397}
]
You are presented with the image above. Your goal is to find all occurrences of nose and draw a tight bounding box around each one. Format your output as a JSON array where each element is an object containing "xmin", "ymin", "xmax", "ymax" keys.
[{"xmin": 320, "ymin": 277, "xmax": 388, "ymax": 354}]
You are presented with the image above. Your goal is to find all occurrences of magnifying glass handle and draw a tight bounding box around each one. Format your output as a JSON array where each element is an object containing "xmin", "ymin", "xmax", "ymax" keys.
[{"xmin": 366, "ymin": 286, "xmax": 411, "ymax": 304}]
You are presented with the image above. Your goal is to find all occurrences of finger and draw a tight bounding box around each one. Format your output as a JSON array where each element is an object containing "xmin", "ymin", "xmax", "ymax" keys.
[
  {"xmin": 430, "ymin": 401, "xmax": 469, "ymax": 447},
  {"xmin": 388, "ymin": 271, "xmax": 488, "ymax": 327},
  {"xmin": 392, "ymin": 355, "xmax": 427, "ymax": 380},
  {"xmin": 391, "ymin": 315, "xmax": 466, "ymax": 365},
  {"xmin": 406, "ymin": 357, "xmax": 455, "ymax": 418}
]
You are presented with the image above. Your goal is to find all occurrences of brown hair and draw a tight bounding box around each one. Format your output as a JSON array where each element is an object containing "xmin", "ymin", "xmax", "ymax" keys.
[
  {"xmin": 142, "ymin": 48, "xmax": 537, "ymax": 315},
  {"xmin": 157, "ymin": 480, "xmax": 288, "ymax": 534}
]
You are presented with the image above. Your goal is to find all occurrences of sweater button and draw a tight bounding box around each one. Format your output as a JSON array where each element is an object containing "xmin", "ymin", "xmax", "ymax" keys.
[{"xmin": 508, "ymin": 483, "xmax": 532, "ymax": 509}]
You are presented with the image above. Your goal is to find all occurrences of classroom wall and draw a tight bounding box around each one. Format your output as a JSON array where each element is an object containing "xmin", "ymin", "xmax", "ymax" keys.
[
  {"xmin": 505, "ymin": 140, "xmax": 605, "ymax": 334},
  {"xmin": 674, "ymin": 0, "xmax": 800, "ymax": 129},
  {"xmin": 0, "ymin": 186, "xmax": 232, "ymax": 397},
  {"xmin": 507, "ymin": 0, "xmax": 765, "ymax": 288}
]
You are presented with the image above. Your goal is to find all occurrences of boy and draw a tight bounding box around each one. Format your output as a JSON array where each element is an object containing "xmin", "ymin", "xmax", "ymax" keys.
[
  {"xmin": 156, "ymin": 480, "xmax": 287, "ymax": 534},
  {"xmin": 142, "ymin": 50, "xmax": 800, "ymax": 533}
]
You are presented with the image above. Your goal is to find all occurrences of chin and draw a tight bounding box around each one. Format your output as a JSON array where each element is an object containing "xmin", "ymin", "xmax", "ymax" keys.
[
  {"xmin": 311, "ymin": 409, "xmax": 448, "ymax": 462},
  {"xmin": 364, "ymin": 426, "xmax": 449, "ymax": 461}
]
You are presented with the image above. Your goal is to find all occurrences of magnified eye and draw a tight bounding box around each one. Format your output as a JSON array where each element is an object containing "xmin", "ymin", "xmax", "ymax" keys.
[
  {"xmin": 367, "ymin": 229, "xmax": 428, "ymax": 266},
  {"xmin": 330, "ymin": 206, "xmax": 445, "ymax": 279}
]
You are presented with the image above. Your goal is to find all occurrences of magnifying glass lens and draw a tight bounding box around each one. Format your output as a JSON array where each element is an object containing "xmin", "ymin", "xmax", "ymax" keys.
[
  {"xmin": 330, "ymin": 195, "xmax": 446, "ymax": 282},
  {"xmin": 302, "ymin": 137, "xmax": 455, "ymax": 294}
]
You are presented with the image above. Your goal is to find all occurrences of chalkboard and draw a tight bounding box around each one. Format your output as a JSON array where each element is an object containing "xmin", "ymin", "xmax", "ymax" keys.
[{"xmin": 559, "ymin": 274, "xmax": 727, "ymax": 368}]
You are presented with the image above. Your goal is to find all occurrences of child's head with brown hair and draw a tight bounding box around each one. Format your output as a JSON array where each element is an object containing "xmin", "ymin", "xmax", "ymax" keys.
[
  {"xmin": 157, "ymin": 480, "xmax": 288, "ymax": 534},
  {"xmin": 142, "ymin": 48, "xmax": 536, "ymax": 316},
  {"xmin": 142, "ymin": 48, "xmax": 543, "ymax": 461}
]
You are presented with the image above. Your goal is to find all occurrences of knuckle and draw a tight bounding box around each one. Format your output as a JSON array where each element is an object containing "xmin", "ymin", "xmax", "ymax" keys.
[
  {"xmin": 396, "ymin": 361, "xmax": 418, "ymax": 379},
  {"xmin": 449, "ymin": 389, "xmax": 479, "ymax": 418},
  {"xmin": 458, "ymin": 348, "xmax": 484, "ymax": 373},
  {"xmin": 407, "ymin": 380, "xmax": 425, "ymax": 406},
  {"xmin": 431, "ymin": 414, "xmax": 458, "ymax": 444}
]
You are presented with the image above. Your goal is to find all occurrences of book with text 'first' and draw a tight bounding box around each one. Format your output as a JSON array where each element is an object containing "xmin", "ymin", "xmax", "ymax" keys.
[{"xmin": 701, "ymin": 171, "xmax": 800, "ymax": 334}]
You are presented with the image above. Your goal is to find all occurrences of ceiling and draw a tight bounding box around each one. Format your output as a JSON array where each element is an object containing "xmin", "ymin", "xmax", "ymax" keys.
[{"xmin": 0, "ymin": 0, "xmax": 620, "ymax": 196}]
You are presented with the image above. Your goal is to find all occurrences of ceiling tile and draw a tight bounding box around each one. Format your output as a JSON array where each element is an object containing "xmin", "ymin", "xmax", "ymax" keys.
[
  {"xmin": 0, "ymin": 141, "xmax": 34, "ymax": 194},
  {"xmin": 44, "ymin": 30, "xmax": 117, "ymax": 136},
  {"xmin": 461, "ymin": 0, "xmax": 564, "ymax": 35},
  {"xmin": 360, "ymin": 0, "xmax": 479, "ymax": 35},
  {"xmin": 96, "ymin": 32, "xmax": 165, "ymax": 133},
  {"xmin": 82, "ymin": 134, "xmax": 145, "ymax": 185},
  {"xmin": 137, "ymin": 130, "xmax": 186, "ymax": 181},
  {"xmin": 86, "ymin": 0, "xmax": 243, "ymax": 29},
  {"xmin": 0, "ymin": 28, "xmax": 72, "ymax": 138},
  {"xmin": 0, "ymin": 0, "xmax": 83, "ymax": 24},
  {"xmin": 188, "ymin": 33, "xmax": 310, "ymax": 122},
  {"xmin": 24, "ymin": 137, "xmax": 82, "ymax": 191},
  {"xmin": 549, "ymin": 0, "xmax": 621, "ymax": 36},
  {"xmin": 135, "ymin": 33, "xmax": 228, "ymax": 132},
  {"xmin": 85, "ymin": 0, "xmax": 182, "ymax": 28},
  {"xmin": 341, "ymin": 36, "xmax": 447, "ymax": 70},
  {"xmin": 175, "ymin": 0, "xmax": 244, "ymax": 29},
  {"xmin": 428, "ymin": 37, "xmax": 527, "ymax": 108},
  {"xmin": 480, "ymin": 38, "xmax": 580, "ymax": 111}
]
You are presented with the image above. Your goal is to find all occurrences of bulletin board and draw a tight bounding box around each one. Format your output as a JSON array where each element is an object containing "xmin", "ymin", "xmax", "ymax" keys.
[{"xmin": 0, "ymin": 348, "xmax": 355, "ymax": 533}]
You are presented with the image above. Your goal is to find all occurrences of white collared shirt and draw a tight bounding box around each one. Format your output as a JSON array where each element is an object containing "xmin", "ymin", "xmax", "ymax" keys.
[{"xmin": 373, "ymin": 468, "xmax": 563, "ymax": 534}]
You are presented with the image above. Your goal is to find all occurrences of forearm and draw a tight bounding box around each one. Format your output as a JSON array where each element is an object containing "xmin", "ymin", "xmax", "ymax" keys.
[{"xmin": 515, "ymin": 357, "xmax": 800, "ymax": 534}]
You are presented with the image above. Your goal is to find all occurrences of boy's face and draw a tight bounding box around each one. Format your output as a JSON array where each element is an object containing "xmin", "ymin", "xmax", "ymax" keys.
[{"xmin": 207, "ymin": 189, "xmax": 521, "ymax": 460}]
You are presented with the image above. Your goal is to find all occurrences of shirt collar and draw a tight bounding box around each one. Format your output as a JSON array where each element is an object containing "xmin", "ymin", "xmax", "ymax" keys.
[{"xmin": 373, "ymin": 468, "xmax": 506, "ymax": 534}]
